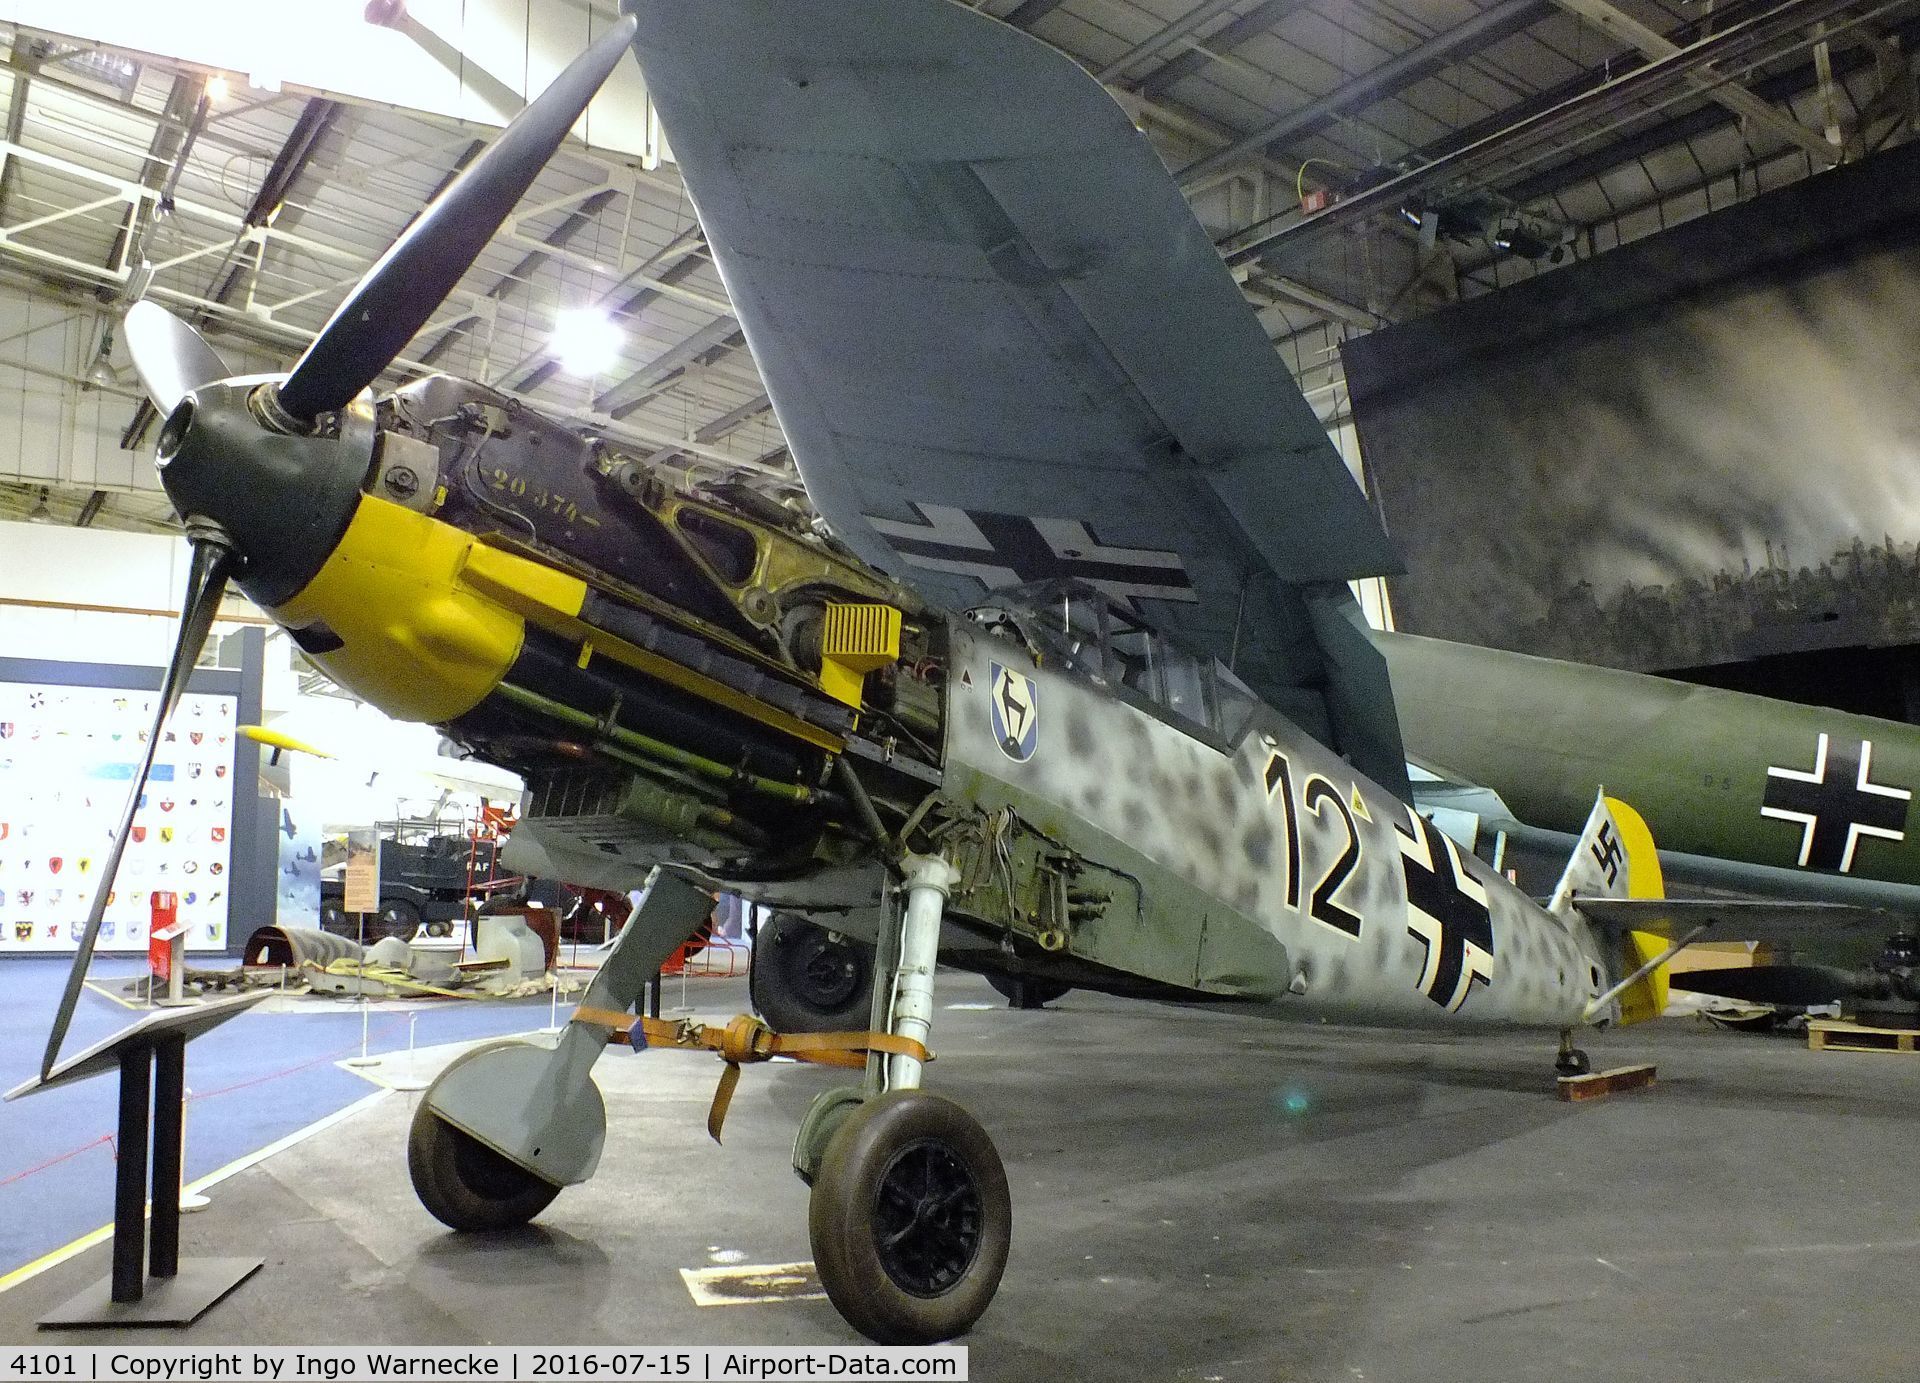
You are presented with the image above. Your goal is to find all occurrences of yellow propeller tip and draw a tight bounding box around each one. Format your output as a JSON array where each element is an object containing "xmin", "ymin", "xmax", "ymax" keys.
[{"xmin": 238, "ymin": 724, "xmax": 333, "ymax": 758}]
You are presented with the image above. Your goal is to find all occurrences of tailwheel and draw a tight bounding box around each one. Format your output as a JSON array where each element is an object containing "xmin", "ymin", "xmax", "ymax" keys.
[
  {"xmin": 1554, "ymin": 1047, "xmax": 1592, "ymax": 1077},
  {"xmin": 408, "ymin": 1101, "xmax": 561, "ymax": 1231},
  {"xmin": 808, "ymin": 1090, "xmax": 1011, "ymax": 1345}
]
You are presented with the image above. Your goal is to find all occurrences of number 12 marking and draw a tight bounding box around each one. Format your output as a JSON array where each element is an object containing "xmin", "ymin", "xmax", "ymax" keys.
[{"xmin": 1263, "ymin": 751, "xmax": 1365, "ymax": 938}]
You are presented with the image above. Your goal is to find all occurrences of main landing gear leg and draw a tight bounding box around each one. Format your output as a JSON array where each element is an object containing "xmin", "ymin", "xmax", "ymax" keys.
[
  {"xmin": 408, "ymin": 871, "xmax": 714, "ymax": 1231},
  {"xmin": 1555, "ymin": 1028, "xmax": 1592, "ymax": 1078},
  {"xmin": 797, "ymin": 855, "xmax": 1012, "ymax": 1345}
]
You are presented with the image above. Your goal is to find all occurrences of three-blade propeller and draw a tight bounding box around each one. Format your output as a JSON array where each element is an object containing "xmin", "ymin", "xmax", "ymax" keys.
[
  {"xmin": 277, "ymin": 16, "xmax": 637, "ymax": 423},
  {"xmin": 123, "ymin": 300, "xmax": 231, "ymax": 416},
  {"xmin": 1672, "ymin": 963, "xmax": 1911, "ymax": 1008},
  {"xmin": 46, "ymin": 15, "xmax": 638, "ymax": 1079},
  {"xmin": 39, "ymin": 539, "xmax": 235, "ymax": 1078}
]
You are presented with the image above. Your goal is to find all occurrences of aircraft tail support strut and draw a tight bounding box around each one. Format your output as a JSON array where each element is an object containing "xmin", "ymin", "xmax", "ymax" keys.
[{"xmin": 418, "ymin": 870, "xmax": 715, "ymax": 1190}]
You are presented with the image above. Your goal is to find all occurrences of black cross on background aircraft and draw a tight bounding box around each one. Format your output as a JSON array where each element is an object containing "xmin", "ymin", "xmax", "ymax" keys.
[{"xmin": 1763, "ymin": 734, "xmax": 1912, "ymax": 873}]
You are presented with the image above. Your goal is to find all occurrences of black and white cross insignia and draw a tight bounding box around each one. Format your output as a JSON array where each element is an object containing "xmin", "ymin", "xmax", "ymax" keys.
[
  {"xmin": 1590, "ymin": 820, "xmax": 1624, "ymax": 889},
  {"xmin": 1761, "ymin": 733, "xmax": 1911, "ymax": 873},
  {"xmin": 1396, "ymin": 808, "xmax": 1494, "ymax": 1012},
  {"xmin": 866, "ymin": 503, "xmax": 1198, "ymax": 607}
]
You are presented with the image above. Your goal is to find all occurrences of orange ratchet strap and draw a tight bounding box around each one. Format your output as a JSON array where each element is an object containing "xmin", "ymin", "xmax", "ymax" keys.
[{"xmin": 570, "ymin": 1005, "xmax": 931, "ymax": 1143}]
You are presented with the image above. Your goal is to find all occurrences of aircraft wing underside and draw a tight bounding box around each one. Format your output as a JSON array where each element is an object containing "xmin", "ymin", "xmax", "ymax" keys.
[
  {"xmin": 624, "ymin": 0, "xmax": 1409, "ymax": 796},
  {"xmin": 500, "ymin": 815, "xmax": 888, "ymax": 912}
]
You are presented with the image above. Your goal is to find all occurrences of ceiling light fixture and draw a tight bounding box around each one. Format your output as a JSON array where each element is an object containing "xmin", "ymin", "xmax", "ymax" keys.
[{"xmin": 551, "ymin": 306, "xmax": 624, "ymax": 377}]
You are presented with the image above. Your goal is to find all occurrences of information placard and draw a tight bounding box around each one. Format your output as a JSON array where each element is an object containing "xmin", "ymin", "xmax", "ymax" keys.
[{"xmin": 341, "ymin": 829, "xmax": 382, "ymax": 916}]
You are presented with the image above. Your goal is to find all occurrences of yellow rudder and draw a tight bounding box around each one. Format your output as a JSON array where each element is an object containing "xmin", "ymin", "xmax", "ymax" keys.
[{"xmin": 1602, "ymin": 795, "xmax": 1669, "ymax": 1026}]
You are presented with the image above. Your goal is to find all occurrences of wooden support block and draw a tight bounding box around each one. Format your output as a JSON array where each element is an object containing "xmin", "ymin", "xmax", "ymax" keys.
[{"xmin": 1557, "ymin": 1063, "xmax": 1657, "ymax": 1102}]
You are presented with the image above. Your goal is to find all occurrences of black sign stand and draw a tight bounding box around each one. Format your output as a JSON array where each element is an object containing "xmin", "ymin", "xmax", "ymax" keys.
[{"xmin": 6, "ymin": 992, "xmax": 269, "ymax": 1327}]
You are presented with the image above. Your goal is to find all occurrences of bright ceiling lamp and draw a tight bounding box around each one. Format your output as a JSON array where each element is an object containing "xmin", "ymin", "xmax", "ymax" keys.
[{"xmin": 551, "ymin": 305, "xmax": 624, "ymax": 377}]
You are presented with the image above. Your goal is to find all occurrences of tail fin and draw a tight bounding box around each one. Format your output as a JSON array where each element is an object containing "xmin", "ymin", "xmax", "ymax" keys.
[{"xmin": 1550, "ymin": 793, "xmax": 1670, "ymax": 1025}]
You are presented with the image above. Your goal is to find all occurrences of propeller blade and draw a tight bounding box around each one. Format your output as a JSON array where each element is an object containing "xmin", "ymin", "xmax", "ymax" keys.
[
  {"xmin": 1671, "ymin": 963, "xmax": 1865, "ymax": 1008},
  {"xmin": 123, "ymin": 301, "xmax": 232, "ymax": 414},
  {"xmin": 275, "ymin": 13, "xmax": 638, "ymax": 421},
  {"xmin": 39, "ymin": 539, "xmax": 236, "ymax": 1079}
]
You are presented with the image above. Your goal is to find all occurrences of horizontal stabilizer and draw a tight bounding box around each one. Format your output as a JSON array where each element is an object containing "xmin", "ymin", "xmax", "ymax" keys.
[{"xmin": 1576, "ymin": 898, "xmax": 1900, "ymax": 944}]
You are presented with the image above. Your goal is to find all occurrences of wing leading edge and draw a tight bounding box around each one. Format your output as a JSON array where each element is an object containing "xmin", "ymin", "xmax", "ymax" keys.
[{"xmin": 624, "ymin": 0, "xmax": 1408, "ymax": 794}]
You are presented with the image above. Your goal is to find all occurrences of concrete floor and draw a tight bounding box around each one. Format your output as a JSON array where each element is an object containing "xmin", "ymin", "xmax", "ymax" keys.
[{"xmin": 4, "ymin": 973, "xmax": 1918, "ymax": 1381}]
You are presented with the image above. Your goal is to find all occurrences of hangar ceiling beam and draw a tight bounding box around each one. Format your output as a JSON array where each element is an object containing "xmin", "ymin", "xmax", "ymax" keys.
[
  {"xmin": 1094, "ymin": 0, "xmax": 1243, "ymax": 83},
  {"xmin": 1550, "ymin": 0, "xmax": 1843, "ymax": 163},
  {"xmin": 642, "ymin": 392, "xmax": 776, "ymax": 467},
  {"xmin": 1215, "ymin": 0, "xmax": 1867, "ymax": 266},
  {"xmin": 692, "ymin": 392, "xmax": 771, "ymax": 443},
  {"xmin": 1497, "ymin": 13, "xmax": 1920, "ymax": 205},
  {"xmin": 1004, "ymin": 0, "xmax": 1073, "ymax": 30},
  {"xmin": 1131, "ymin": 0, "xmax": 1314, "ymax": 99},
  {"xmin": 0, "ymin": 37, "xmax": 44, "ymax": 224},
  {"xmin": 0, "ymin": 145, "xmax": 779, "ymax": 479},
  {"xmin": 121, "ymin": 93, "xmax": 338, "ymax": 449},
  {"xmin": 1241, "ymin": 270, "xmax": 1385, "ymax": 330},
  {"xmin": 99, "ymin": 74, "xmax": 201, "ymax": 285},
  {"xmin": 1175, "ymin": 0, "xmax": 1555, "ymax": 186},
  {"xmin": 205, "ymin": 96, "xmax": 342, "ymax": 305},
  {"xmin": 593, "ymin": 314, "xmax": 743, "ymax": 417},
  {"xmin": 415, "ymin": 185, "xmax": 621, "ymax": 368},
  {"xmin": 500, "ymin": 226, "xmax": 713, "ymax": 394}
]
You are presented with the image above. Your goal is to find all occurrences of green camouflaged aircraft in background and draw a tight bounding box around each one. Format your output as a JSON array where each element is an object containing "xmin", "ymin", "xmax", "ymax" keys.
[{"xmin": 1380, "ymin": 630, "xmax": 1920, "ymax": 912}]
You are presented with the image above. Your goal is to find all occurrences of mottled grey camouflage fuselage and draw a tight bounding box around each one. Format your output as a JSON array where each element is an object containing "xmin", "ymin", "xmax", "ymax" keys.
[{"xmin": 936, "ymin": 624, "xmax": 1609, "ymax": 1031}]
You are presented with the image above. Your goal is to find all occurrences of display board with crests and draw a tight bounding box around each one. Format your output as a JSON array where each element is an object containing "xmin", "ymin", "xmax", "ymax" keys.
[
  {"xmin": 1346, "ymin": 138, "xmax": 1920, "ymax": 674},
  {"xmin": 0, "ymin": 676, "xmax": 237, "ymax": 953}
]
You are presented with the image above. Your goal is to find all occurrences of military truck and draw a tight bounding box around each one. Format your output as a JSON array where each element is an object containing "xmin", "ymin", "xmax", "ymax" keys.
[{"xmin": 319, "ymin": 826, "xmax": 506, "ymax": 942}]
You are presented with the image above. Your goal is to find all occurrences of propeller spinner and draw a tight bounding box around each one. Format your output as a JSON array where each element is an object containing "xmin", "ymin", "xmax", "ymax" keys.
[{"xmin": 42, "ymin": 16, "xmax": 638, "ymax": 1080}]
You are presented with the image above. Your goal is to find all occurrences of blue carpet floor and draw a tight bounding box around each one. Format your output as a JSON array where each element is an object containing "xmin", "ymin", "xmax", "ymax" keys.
[{"xmin": 0, "ymin": 956, "xmax": 558, "ymax": 1276}]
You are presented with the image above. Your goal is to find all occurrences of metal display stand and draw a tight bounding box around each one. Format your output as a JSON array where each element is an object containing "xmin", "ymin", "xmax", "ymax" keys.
[{"xmin": 5, "ymin": 992, "xmax": 270, "ymax": 1327}]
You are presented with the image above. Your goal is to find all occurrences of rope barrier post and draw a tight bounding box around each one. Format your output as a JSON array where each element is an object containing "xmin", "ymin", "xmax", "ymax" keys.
[
  {"xmin": 543, "ymin": 963, "xmax": 562, "ymax": 1035},
  {"xmin": 345, "ymin": 908, "xmax": 377, "ymax": 1068}
]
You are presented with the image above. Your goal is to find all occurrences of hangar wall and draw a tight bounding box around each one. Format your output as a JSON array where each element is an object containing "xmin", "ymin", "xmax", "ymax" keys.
[
  {"xmin": 1347, "ymin": 136, "xmax": 1920, "ymax": 681},
  {"xmin": 0, "ymin": 279, "xmax": 161, "ymax": 498}
]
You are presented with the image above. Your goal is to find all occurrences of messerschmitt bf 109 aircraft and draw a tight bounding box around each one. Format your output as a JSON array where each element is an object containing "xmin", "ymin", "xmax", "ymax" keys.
[{"xmin": 35, "ymin": 0, "xmax": 1888, "ymax": 1346}]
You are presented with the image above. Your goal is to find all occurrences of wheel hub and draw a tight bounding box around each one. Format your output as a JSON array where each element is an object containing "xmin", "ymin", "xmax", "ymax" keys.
[
  {"xmin": 870, "ymin": 1137, "xmax": 983, "ymax": 1298},
  {"xmin": 787, "ymin": 933, "xmax": 861, "ymax": 1009}
]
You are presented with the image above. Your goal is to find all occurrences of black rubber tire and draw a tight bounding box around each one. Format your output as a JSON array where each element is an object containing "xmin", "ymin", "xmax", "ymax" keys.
[
  {"xmin": 376, "ymin": 897, "xmax": 422, "ymax": 942},
  {"xmin": 984, "ymin": 973, "xmax": 1070, "ymax": 1010},
  {"xmin": 750, "ymin": 914, "xmax": 873, "ymax": 1034},
  {"xmin": 319, "ymin": 901, "xmax": 350, "ymax": 937},
  {"xmin": 1555, "ymin": 1048, "xmax": 1592, "ymax": 1077},
  {"xmin": 408, "ymin": 1101, "xmax": 561, "ymax": 1232},
  {"xmin": 809, "ymin": 1091, "xmax": 1011, "ymax": 1345}
]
